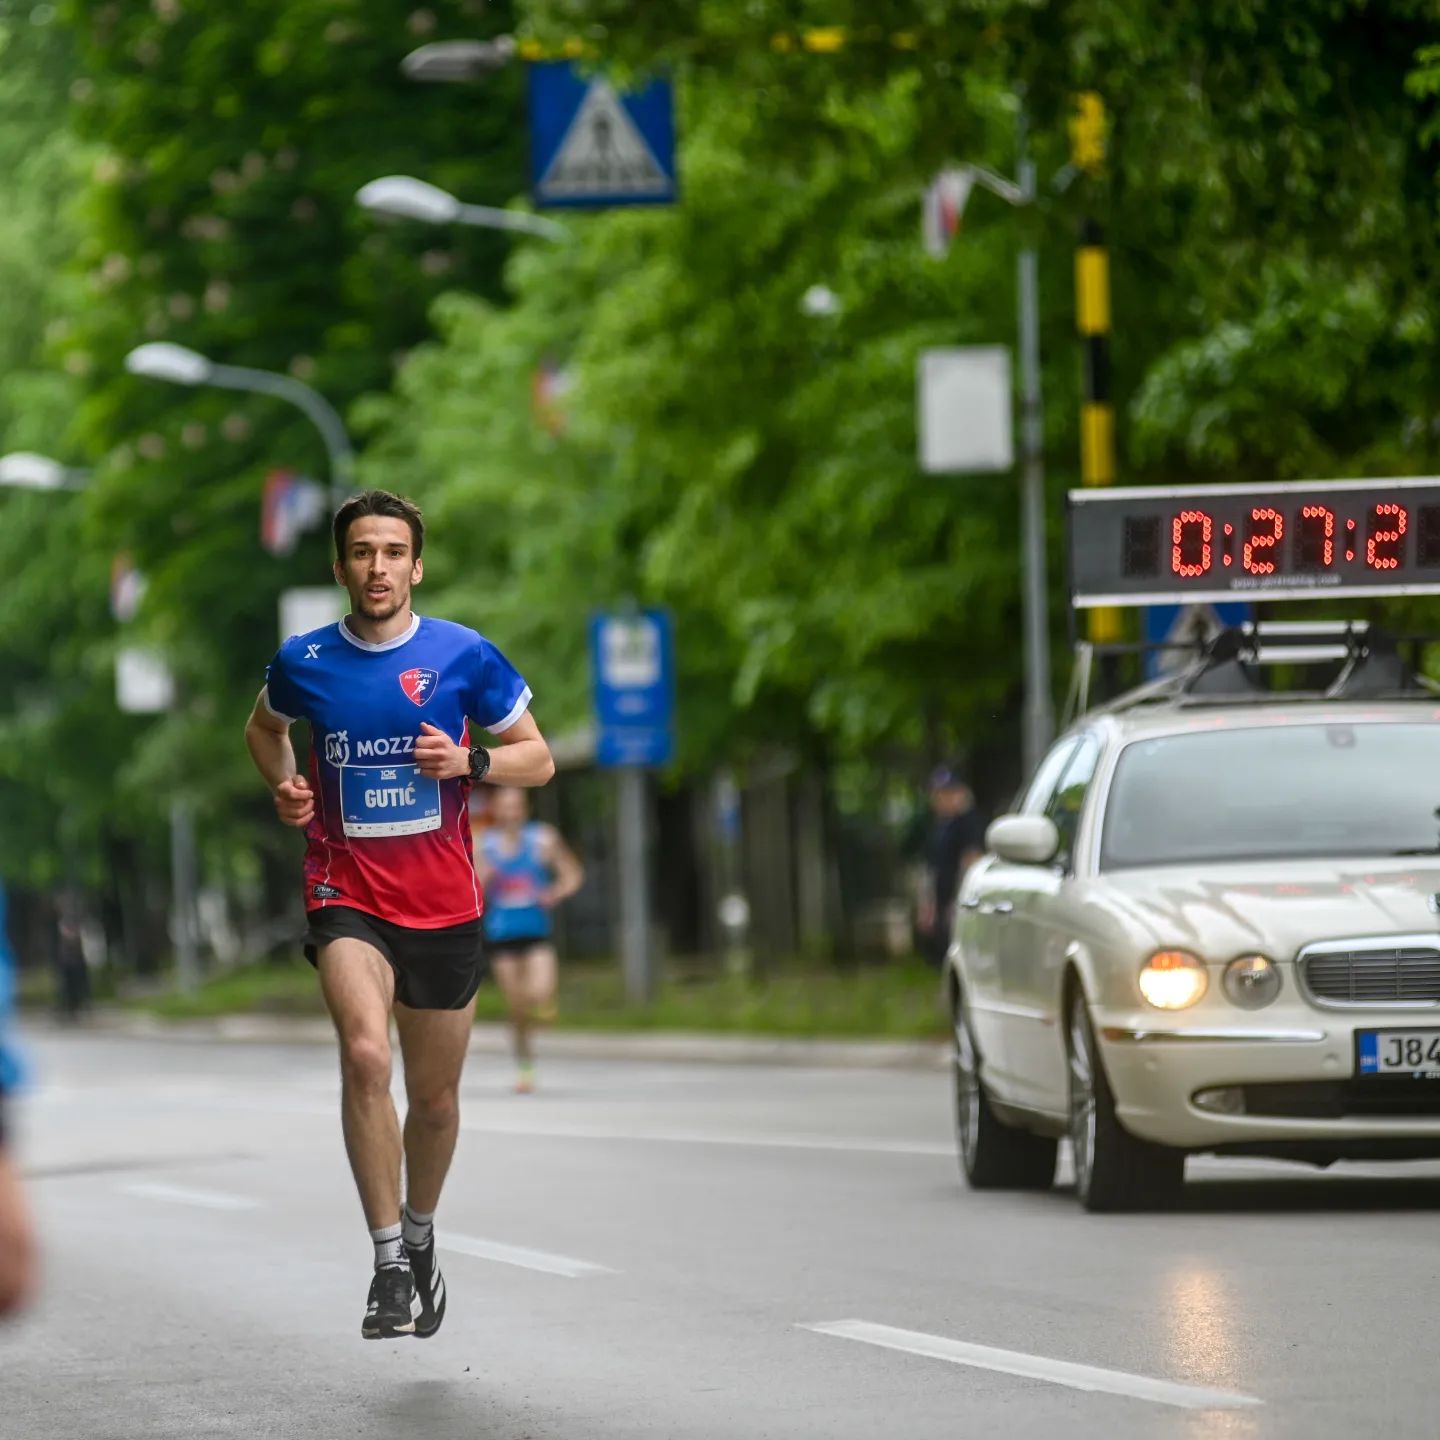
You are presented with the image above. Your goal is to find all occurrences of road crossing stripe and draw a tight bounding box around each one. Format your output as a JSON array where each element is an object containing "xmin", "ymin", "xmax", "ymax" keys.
[
  {"xmin": 119, "ymin": 1182, "xmax": 259, "ymax": 1211},
  {"xmin": 440, "ymin": 1233, "xmax": 616, "ymax": 1278},
  {"xmin": 800, "ymin": 1320, "xmax": 1263, "ymax": 1411}
]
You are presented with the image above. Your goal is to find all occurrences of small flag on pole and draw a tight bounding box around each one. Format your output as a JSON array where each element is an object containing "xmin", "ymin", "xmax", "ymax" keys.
[
  {"xmin": 922, "ymin": 168, "xmax": 975, "ymax": 259},
  {"xmin": 110, "ymin": 553, "xmax": 146, "ymax": 623},
  {"xmin": 531, "ymin": 358, "xmax": 573, "ymax": 437},
  {"xmin": 261, "ymin": 470, "xmax": 326, "ymax": 556}
]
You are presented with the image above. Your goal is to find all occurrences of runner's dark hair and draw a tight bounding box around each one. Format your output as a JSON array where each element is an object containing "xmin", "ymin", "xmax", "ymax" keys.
[{"xmin": 333, "ymin": 489, "xmax": 424, "ymax": 561}]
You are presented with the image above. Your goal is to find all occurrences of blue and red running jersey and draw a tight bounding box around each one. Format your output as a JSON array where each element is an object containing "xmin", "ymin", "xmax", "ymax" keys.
[{"xmin": 264, "ymin": 614, "xmax": 531, "ymax": 929}]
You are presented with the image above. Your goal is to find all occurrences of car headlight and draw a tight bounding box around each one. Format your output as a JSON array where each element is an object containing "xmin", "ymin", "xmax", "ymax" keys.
[
  {"xmin": 1223, "ymin": 954, "xmax": 1281, "ymax": 1009},
  {"xmin": 1138, "ymin": 949, "xmax": 1208, "ymax": 1010}
]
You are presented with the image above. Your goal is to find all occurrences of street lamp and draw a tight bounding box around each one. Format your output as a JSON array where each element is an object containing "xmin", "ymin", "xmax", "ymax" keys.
[
  {"xmin": 356, "ymin": 175, "xmax": 570, "ymax": 243},
  {"xmin": 401, "ymin": 37, "xmax": 517, "ymax": 82},
  {"xmin": 124, "ymin": 342, "xmax": 355, "ymax": 511},
  {"xmin": 0, "ymin": 452, "xmax": 87, "ymax": 491}
]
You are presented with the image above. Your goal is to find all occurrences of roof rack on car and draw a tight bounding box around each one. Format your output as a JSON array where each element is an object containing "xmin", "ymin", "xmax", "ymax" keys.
[{"xmin": 1064, "ymin": 621, "xmax": 1440, "ymax": 723}]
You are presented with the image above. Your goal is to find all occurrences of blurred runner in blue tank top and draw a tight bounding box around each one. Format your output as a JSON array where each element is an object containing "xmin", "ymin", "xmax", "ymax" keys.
[{"xmin": 477, "ymin": 787, "xmax": 585, "ymax": 1093}]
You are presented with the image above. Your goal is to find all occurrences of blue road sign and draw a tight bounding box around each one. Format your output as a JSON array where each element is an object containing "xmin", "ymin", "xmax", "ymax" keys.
[
  {"xmin": 590, "ymin": 608, "xmax": 675, "ymax": 768},
  {"xmin": 1143, "ymin": 601, "xmax": 1251, "ymax": 678},
  {"xmin": 529, "ymin": 61, "xmax": 677, "ymax": 209}
]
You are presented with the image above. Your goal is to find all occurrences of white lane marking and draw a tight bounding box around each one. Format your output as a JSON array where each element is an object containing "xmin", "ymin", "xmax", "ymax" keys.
[
  {"xmin": 119, "ymin": 1182, "xmax": 259, "ymax": 1212},
  {"xmin": 460, "ymin": 1117, "xmax": 950, "ymax": 1157},
  {"xmin": 801, "ymin": 1320, "xmax": 1263, "ymax": 1412},
  {"xmin": 440, "ymin": 1233, "xmax": 616, "ymax": 1278},
  {"xmin": 33, "ymin": 1085, "xmax": 951, "ymax": 1157}
]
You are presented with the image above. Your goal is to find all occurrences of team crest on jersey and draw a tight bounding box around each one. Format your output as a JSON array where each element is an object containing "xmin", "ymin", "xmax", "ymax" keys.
[
  {"xmin": 324, "ymin": 730, "xmax": 350, "ymax": 766},
  {"xmin": 399, "ymin": 667, "xmax": 439, "ymax": 706}
]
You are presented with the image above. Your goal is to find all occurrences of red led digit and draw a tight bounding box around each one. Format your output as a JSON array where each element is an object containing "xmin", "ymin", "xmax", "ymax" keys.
[
  {"xmin": 1298, "ymin": 505, "xmax": 1335, "ymax": 568},
  {"xmin": 1171, "ymin": 510, "xmax": 1213, "ymax": 578},
  {"xmin": 1243, "ymin": 507, "xmax": 1283, "ymax": 575},
  {"xmin": 1366, "ymin": 503, "xmax": 1408, "ymax": 570}
]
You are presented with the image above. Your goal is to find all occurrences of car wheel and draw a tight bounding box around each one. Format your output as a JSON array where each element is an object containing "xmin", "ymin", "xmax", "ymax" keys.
[
  {"xmin": 953, "ymin": 991, "xmax": 1056, "ymax": 1190},
  {"xmin": 1067, "ymin": 989, "xmax": 1184, "ymax": 1212}
]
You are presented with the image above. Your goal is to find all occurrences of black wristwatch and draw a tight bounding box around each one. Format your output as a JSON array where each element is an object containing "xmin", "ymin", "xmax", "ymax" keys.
[{"xmin": 467, "ymin": 744, "xmax": 491, "ymax": 783}]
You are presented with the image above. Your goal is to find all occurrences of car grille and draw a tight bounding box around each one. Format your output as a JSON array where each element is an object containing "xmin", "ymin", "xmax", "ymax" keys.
[
  {"xmin": 1243, "ymin": 1080, "xmax": 1440, "ymax": 1119},
  {"xmin": 1301, "ymin": 944, "xmax": 1440, "ymax": 1007}
]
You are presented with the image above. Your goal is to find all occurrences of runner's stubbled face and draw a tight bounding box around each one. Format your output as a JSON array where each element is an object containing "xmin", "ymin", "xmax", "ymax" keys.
[{"xmin": 335, "ymin": 515, "xmax": 422, "ymax": 624}]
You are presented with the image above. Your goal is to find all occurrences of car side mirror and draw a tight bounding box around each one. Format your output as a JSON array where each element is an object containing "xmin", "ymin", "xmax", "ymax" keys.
[{"xmin": 987, "ymin": 814, "xmax": 1060, "ymax": 866}]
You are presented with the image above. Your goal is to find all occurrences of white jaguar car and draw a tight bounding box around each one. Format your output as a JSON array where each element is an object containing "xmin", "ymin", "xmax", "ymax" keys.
[{"xmin": 948, "ymin": 647, "xmax": 1440, "ymax": 1211}]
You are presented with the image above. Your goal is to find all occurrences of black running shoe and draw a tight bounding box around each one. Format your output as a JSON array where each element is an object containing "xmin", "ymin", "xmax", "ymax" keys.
[
  {"xmin": 362, "ymin": 1264, "xmax": 418, "ymax": 1339},
  {"xmin": 405, "ymin": 1235, "xmax": 447, "ymax": 1339}
]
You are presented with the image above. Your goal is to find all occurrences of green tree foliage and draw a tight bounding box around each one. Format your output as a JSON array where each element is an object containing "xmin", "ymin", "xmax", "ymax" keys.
[
  {"xmin": 366, "ymin": 12, "xmax": 1060, "ymax": 779},
  {"xmin": 0, "ymin": 1, "xmax": 531, "ymax": 888},
  {"xmin": 6, "ymin": 0, "xmax": 1440, "ymax": 896},
  {"xmin": 0, "ymin": 4, "xmax": 104, "ymax": 887}
]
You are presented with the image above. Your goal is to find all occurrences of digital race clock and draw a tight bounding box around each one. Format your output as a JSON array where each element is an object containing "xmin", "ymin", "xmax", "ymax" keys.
[{"xmin": 1068, "ymin": 477, "xmax": 1440, "ymax": 607}]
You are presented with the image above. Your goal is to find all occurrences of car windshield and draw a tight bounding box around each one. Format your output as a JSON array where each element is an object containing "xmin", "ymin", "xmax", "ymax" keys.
[{"xmin": 1101, "ymin": 721, "xmax": 1440, "ymax": 870}]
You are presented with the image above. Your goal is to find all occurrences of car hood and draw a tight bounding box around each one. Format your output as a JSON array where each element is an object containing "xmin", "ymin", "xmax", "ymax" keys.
[{"xmin": 1099, "ymin": 858, "xmax": 1440, "ymax": 960}]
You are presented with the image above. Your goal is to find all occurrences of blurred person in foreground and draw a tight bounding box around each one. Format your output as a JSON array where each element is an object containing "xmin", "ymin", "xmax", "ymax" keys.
[
  {"xmin": 915, "ymin": 766, "xmax": 987, "ymax": 967},
  {"xmin": 476, "ymin": 786, "xmax": 585, "ymax": 1094},
  {"xmin": 244, "ymin": 489, "xmax": 554, "ymax": 1342},
  {"xmin": 0, "ymin": 889, "xmax": 36, "ymax": 1317}
]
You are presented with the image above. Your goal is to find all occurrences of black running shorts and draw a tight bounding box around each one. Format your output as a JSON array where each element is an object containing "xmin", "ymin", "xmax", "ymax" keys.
[
  {"xmin": 485, "ymin": 933, "xmax": 553, "ymax": 961},
  {"xmin": 304, "ymin": 906, "xmax": 485, "ymax": 1011}
]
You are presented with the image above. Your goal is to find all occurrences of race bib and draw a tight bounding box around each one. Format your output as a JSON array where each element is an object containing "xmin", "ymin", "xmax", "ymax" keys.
[{"xmin": 339, "ymin": 763, "xmax": 442, "ymax": 838}]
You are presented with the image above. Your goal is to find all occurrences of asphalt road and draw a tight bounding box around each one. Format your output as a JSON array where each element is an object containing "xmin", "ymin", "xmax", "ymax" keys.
[{"xmin": 3, "ymin": 1027, "xmax": 1440, "ymax": 1440}]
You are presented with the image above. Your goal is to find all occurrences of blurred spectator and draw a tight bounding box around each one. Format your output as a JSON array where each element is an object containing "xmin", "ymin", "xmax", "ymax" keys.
[
  {"xmin": 914, "ymin": 766, "xmax": 986, "ymax": 967},
  {"xmin": 0, "ymin": 883, "xmax": 36, "ymax": 1317}
]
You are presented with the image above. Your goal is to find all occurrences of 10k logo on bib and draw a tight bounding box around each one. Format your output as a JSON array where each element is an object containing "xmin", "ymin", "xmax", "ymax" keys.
[{"xmin": 399, "ymin": 667, "xmax": 439, "ymax": 705}]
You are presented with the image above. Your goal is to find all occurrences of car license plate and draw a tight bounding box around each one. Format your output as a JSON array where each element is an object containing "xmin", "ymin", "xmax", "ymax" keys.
[{"xmin": 1357, "ymin": 1029, "xmax": 1440, "ymax": 1078}]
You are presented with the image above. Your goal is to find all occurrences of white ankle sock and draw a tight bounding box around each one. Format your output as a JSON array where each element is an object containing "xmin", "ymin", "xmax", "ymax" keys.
[
  {"xmin": 370, "ymin": 1222, "xmax": 406, "ymax": 1270},
  {"xmin": 402, "ymin": 1203, "xmax": 435, "ymax": 1249}
]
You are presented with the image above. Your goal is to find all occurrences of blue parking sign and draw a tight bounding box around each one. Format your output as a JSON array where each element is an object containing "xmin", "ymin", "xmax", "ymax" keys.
[
  {"xmin": 590, "ymin": 609, "xmax": 675, "ymax": 768},
  {"xmin": 529, "ymin": 61, "xmax": 677, "ymax": 209}
]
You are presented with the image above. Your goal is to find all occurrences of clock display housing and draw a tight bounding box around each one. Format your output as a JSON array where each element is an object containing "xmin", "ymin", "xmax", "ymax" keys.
[{"xmin": 1069, "ymin": 478, "xmax": 1440, "ymax": 607}]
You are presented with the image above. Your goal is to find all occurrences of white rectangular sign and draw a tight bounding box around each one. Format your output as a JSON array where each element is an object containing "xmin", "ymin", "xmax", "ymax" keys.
[
  {"xmin": 918, "ymin": 345, "xmax": 1014, "ymax": 474},
  {"xmin": 279, "ymin": 586, "xmax": 345, "ymax": 644},
  {"xmin": 115, "ymin": 647, "xmax": 175, "ymax": 714}
]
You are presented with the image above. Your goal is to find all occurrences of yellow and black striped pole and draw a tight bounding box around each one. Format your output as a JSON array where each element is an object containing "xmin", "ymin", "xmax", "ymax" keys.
[{"xmin": 1071, "ymin": 94, "xmax": 1121, "ymax": 645}]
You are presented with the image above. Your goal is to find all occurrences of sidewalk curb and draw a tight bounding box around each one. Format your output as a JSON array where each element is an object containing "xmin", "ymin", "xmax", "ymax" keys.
[{"xmin": 62, "ymin": 1010, "xmax": 949, "ymax": 1071}]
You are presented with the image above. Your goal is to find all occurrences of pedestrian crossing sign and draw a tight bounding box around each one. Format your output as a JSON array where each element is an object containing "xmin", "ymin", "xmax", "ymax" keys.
[{"xmin": 529, "ymin": 61, "xmax": 677, "ymax": 209}]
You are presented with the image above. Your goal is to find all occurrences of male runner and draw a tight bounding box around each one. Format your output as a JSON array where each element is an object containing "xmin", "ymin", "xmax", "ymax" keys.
[{"xmin": 244, "ymin": 489, "xmax": 554, "ymax": 1340}]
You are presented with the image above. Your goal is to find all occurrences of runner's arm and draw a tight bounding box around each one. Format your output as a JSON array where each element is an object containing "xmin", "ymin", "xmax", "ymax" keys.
[
  {"xmin": 417, "ymin": 711, "xmax": 555, "ymax": 785},
  {"xmin": 539, "ymin": 827, "xmax": 585, "ymax": 906},
  {"xmin": 244, "ymin": 689, "xmax": 314, "ymax": 827},
  {"xmin": 479, "ymin": 710, "xmax": 555, "ymax": 787},
  {"xmin": 245, "ymin": 688, "xmax": 297, "ymax": 788}
]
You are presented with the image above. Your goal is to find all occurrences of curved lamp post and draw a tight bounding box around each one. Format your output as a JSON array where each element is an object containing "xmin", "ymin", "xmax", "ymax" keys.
[
  {"xmin": 357, "ymin": 175, "xmax": 570, "ymax": 244},
  {"xmin": 124, "ymin": 342, "xmax": 355, "ymax": 511}
]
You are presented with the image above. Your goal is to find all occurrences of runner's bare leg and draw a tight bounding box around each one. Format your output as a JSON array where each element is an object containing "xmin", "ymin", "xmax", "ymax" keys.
[
  {"xmin": 317, "ymin": 940, "xmax": 401, "ymax": 1227},
  {"xmin": 525, "ymin": 945, "xmax": 559, "ymax": 1023},
  {"xmin": 395, "ymin": 999, "xmax": 477, "ymax": 1213},
  {"xmin": 491, "ymin": 954, "xmax": 533, "ymax": 1067}
]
